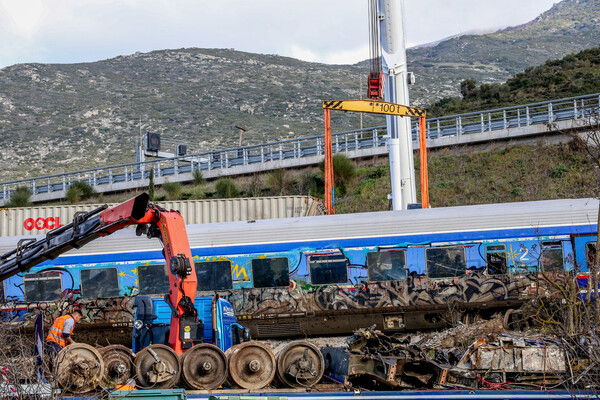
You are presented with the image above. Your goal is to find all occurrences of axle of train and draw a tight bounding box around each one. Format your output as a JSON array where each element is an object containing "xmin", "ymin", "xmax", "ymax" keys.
[{"xmin": 54, "ymin": 340, "xmax": 324, "ymax": 394}]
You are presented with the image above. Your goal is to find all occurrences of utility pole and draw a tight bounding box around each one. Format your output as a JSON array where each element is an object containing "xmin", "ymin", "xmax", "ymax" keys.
[
  {"xmin": 137, "ymin": 117, "xmax": 145, "ymax": 172},
  {"xmin": 235, "ymin": 125, "xmax": 247, "ymax": 147}
]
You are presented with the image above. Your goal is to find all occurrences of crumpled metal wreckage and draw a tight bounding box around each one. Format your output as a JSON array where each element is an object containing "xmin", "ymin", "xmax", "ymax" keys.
[{"xmin": 322, "ymin": 325, "xmax": 573, "ymax": 390}]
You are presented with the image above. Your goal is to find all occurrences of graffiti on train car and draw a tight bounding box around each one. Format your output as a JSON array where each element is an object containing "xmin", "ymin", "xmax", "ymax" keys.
[
  {"xmin": 188, "ymin": 237, "xmax": 569, "ymax": 319},
  {"xmin": 1, "ymin": 295, "xmax": 136, "ymax": 325},
  {"xmin": 218, "ymin": 272, "xmax": 548, "ymax": 317},
  {"xmin": 0, "ymin": 294, "xmax": 137, "ymax": 346}
]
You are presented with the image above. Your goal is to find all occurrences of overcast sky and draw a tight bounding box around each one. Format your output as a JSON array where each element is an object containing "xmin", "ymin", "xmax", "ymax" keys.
[{"xmin": 0, "ymin": 0, "xmax": 560, "ymax": 69}]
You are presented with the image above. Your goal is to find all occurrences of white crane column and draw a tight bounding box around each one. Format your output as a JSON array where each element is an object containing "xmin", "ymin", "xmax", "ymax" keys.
[{"xmin": 378, "ymin": 0, "xmax": 416, "ymax": 210}]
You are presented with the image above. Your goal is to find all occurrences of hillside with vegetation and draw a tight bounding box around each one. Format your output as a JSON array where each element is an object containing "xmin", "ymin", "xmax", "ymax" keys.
[
  {"xmin": 408, "ymin": 0, "xmax": 600, "ymax": 102},
  {"xmin": 429, "ymin": 46, "xmax": 600, "ymax": 116},
  {"xmin": 0, "ymin": 49, "xmax": 373, "ymax": 181},
  {"xmin": 342, "ymin": 139, "xmax": 598, "ymax": 211},
  {"xmin": 1, "ymin": 0, "xmax": 600, "ymax": 182}
]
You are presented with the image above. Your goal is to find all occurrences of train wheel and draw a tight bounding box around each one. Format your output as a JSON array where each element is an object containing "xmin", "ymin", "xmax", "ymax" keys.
[
  {"xmin": 228, "ymin": 341, "xmax": 276, "ymax": 390},
  {"xmin": 99, "ymin": 344, "xmax": 135, "ymax": 389},
  {"xmin": 276, "ymin": 341, "xmax": 324, "ymax": 388},
  {"xmin": 180, "ymin": 344, "xmax": 228, "ymax": 390},
  {"xmin": 55, "ymin": 343, "xmax": 105, "ymax": 394},
  {"xmin": 135, "ymin": 344, "xmax": 181, "ymax": 389}
]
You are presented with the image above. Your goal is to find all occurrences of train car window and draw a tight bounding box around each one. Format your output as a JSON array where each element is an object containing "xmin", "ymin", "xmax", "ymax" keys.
[
  {"xmin": 252, "ymin": 258, "xmax": 290, "ymax": 288},
  {"xmin": 541, "ymin": 241, "xmax": 564, "ymax": 272},
  {"xmin": 138, "ymin": 264, "xmax": 170, "ymax": 295},
  {"xmin": 426, "ymin": 247, "xmax": 466, "ymax": 278},
  {"xmin": 195, "ymin": 261, "xmax": 233, "ymax": 291},
  {"xmin": 586, "ymin": 242, "xmax": 597, "ymax": 266},
  {"xmin": 23, "ymin": 272, "xmax": 63, "ymax": 302},
  {"xmin": 366, "ymin": 250, "xmax": 406, "ymax": 281},
  {"xmin": 80, "ymin": 268, "xmax": 120, "ymax": 298},
  {"xmin": 0, "ymin": 280, "xmax": 4, "ymax": 302},
  {"xmin": 485, "ymin": 245, "xmax": 507, "ymax": 275},
  {"xmin": 309, "ymin": 254, "xmax": 348, "ymax": 285}
]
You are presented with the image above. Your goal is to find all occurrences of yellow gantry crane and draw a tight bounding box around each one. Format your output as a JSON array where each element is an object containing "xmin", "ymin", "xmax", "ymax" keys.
[{"xmin": 322, "ymin": 99, "xmax": 429, "ymax": 214}]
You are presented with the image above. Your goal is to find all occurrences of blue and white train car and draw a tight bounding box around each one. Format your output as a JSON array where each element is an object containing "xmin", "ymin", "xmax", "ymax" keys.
[{"xmin": 0, "ymin": 198, "xmax": 597, "ymax": 339}]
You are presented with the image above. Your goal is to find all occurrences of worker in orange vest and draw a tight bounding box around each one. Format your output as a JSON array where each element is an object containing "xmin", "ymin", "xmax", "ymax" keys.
[
  {"xmin": 46, "ymin": 308, "xmax": 83, "ymax": 359},
  {"xmin": 114, "ymin": 379, "xmax": 137, "ymax": 392}
]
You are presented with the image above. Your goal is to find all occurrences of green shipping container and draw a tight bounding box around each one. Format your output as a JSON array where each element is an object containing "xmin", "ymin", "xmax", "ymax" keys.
[
  {"xmin": 110, "ymin": 388, "xmax": 186, "ymax": 400},
  {"xmin": 208, "ymin": 397, "xmax": 288, "ymax": 400}
]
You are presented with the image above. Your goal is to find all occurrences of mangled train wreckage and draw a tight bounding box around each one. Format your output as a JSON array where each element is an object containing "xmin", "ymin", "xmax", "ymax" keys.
[
  {"xmin": 0, "ymin": 198, "xmax": 598, "ymax": 343},
  {"xmin": 322, "ymin": 325, "xmax": 600, "ymax": 391}
]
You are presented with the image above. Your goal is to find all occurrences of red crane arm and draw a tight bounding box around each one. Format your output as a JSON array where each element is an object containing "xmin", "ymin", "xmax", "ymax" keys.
[
  {"xmin": 152, "ymin": 209, "xmax": 198, "ymax": 354},
  {"xmin": 99, "ymin": 194, "xmax": 198, "ymax": 353},
  {"xmin": 0, "ymin": 193, "xmax": 198, "ymax": 354}
]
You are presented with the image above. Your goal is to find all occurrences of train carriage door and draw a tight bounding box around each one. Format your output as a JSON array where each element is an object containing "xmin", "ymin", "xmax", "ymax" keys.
[
  {"xmin": 485, "ymin": 245, "xmax": 507, "ymax": 275},
  {"xmin": 587, "ymin": 242, "xmax": 597, "ymax": 267},
  {"xmin": 572, "ymin": 235, "xmax": 598, "ymax": 273},
  {"xmin": 571, "ymin": 235, "xmax": 597, "ymax": 296}
]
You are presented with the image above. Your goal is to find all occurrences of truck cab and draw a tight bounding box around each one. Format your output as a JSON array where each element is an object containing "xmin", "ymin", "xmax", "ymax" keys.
[{"xmin": 133, "ymin": 295, "xmax": 247, "ymax": 353}]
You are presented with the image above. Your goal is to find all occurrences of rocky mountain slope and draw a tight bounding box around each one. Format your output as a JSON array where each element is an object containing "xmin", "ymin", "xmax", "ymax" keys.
[
  {"xmin": 408, "ymin": 0, "xmax": 600, "ymax": 102},
  {"xmin": 1, "ymin": 0, "xmax": 599, "ymax": 181},
  {"xmin": 0, "ymin": 50, "xmax": 369, "ymax": 180},
  {"xmin": 428, "ymin": 46, "xmax": 600, "ymax": 116}
]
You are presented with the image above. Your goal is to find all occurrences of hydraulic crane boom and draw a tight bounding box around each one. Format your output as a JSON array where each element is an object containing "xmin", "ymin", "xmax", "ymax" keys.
[
  {"xmin": 365, "ymin": 0, "xmax": 416, "ymax": 210},
  {"xmin": 0, "ymin": 193, "xmax": 199, "ymax": 354}
]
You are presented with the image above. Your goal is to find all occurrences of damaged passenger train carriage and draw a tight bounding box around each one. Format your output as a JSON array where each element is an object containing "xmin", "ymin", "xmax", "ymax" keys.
[{"xmin": 1, "ymin": 198, "xmax": 598, "ymax": 343}]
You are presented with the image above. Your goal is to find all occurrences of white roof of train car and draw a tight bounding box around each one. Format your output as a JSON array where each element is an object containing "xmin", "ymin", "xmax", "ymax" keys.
[{"xmin": 0, "ymin": 198, "xmax": 598, "ymax": 257}]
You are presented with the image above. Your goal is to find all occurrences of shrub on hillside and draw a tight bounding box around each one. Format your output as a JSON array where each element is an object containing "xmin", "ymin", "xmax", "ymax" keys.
[
  {"xmin": 244, "ymin": 173, "xmax": 265, "ymax": 197},
  {"xmin": 333, "ymin": 154, "xmax": 356, "ymax": 183},
  {"xmin": 162, "ymin": 181, "xmax": 182, "ymax": 200},
  {"xmin": 6, "ymin": 186, "xmax": 32, "ymax": 207},
  {"xmin": 293, "ymin": 170, "xmax": 322, "ymax": 197},
  {"xmin": 318, "ymin": 154, "xmax": 356, "ymax": 194},
  {"xmin": 193, "ymin": 169, "xmax": 205, "ymax": 185},
  {"xmin": 267, "ymin": 169, "xmax": 286, "ymax": 195},
  {"xmin": 184, "ymin": 186, "xmax": 206, "ymax": 200},
  {"xmin": 66, "ymin": 181, "xmax": 97, "ymax": 204},
  {"xmin": 215, "ymin": 178, "xmax": 239, "ymax": 198}
]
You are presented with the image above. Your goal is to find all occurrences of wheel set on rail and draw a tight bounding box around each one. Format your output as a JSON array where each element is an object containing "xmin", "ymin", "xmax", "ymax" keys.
[{"xmin": 54, "ymin": 340, "xmax": 324, "ymax": 394}]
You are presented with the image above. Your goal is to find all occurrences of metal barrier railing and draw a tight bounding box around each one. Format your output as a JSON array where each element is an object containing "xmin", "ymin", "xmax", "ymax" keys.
[
  {"xmin": 423, "ymin": 93, "xmax": 600, "ymax": 138},
  {"xmin": 2, "ymin": 92, "xmax": 599, "ymax": 202}
]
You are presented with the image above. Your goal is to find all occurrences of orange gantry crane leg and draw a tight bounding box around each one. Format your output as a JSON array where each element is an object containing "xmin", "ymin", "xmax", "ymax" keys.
[
  {"xmin": 419, "ymin": 116, "xmax": 429, "ymax": 208},
  {"xmin": 324, "ymin": 108, "xmax": 334, "ymax": 214}
]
